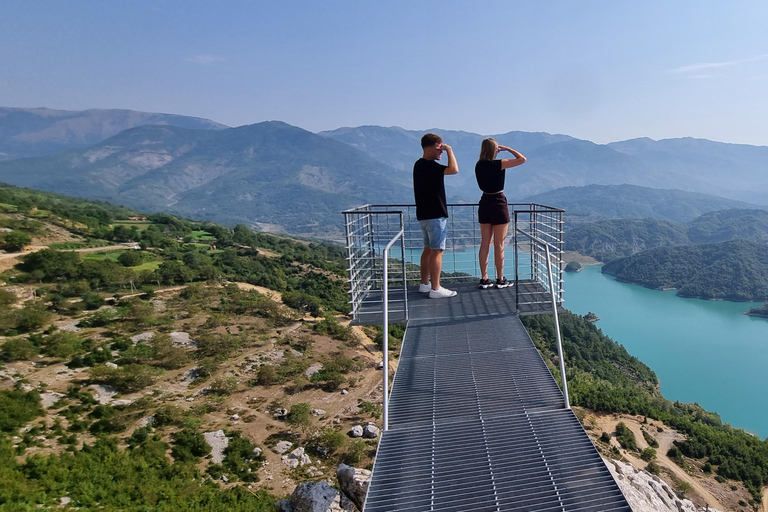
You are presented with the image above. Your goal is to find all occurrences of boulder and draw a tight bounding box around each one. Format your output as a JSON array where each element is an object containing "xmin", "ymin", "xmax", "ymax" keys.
[
  {"xmin": 282, "ymin": 447, "xmax": 312, "ymax": 468},
  {"xmin": 278, "ymin": 481, "xmax": 356, "ymax": 512},
  {"xmin": 274, "ymin": 440, "xmax": 293, "ymax": 454},
  {"xmin": 203, "ymin": 430, "xmax": 229, "ymax": 464},
  {"xmin": 362, "ymin": 424, "xmax": 380, "ymax": 439},
  {"xmin": 336, "ymin": 463, "xmax": 371, "ymax": 511},
  {"xmin": 348, "ymin": 425, "xmax": 363, "ymax": 438}
]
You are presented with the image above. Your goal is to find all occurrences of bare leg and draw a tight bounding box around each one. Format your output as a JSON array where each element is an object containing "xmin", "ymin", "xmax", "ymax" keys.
[
  {"xmin": 430, "ymin": 249, "xmax": 444, "ymax": 290},
  {"xmin": 492, "ymin": 223, "xmax": 509, "ymax": 280},
  {"xmin": 420, "ymin": 247, "xmax": 432, "ymax": 285},
  {"xmin": 478, "ymin": 223, "xmax": 494, "ymax": 280}
]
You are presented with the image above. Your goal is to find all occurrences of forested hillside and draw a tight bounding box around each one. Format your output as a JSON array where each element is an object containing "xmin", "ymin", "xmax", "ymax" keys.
[
  {"xmin": 2, "ymin": 184, "xmax": 768, "ymax": 508},
  {"xmin": 601, "ymin": 239, "xmax": 768, "ymax": 301},
  {"xmin": 524, "ymin": 312, "xmax": 768, "ymax": 501},
  {"xmin": 530, "ymin": 185, "xmax": 764, "ymax": 224},
  {"xmin": 0, "ymin": 184, "xmax": 371, "ymax": 510},
  {"xmin": 567, "ymin": 208, "xmax": 768, "ymax": 263}
]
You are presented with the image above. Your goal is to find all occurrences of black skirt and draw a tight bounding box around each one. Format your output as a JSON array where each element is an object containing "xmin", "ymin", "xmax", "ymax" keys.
[{"xmin": 478, "ymin": 192, "xmax": 510, "ymax": 225}]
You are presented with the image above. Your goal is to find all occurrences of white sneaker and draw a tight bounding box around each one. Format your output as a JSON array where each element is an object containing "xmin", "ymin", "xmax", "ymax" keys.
[
  {"xmin": 429, "ymin": 287, "xmax": 457, "ymax": 299},
  {"xmin": 418, "ymin": 282, "xmax": 431, "ymax": 293}
]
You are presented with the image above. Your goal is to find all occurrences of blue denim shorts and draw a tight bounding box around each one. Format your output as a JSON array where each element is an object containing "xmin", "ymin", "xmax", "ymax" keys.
[{"xmin": 419, "ymin": 217, "xmax": 447, "ymax": 250}]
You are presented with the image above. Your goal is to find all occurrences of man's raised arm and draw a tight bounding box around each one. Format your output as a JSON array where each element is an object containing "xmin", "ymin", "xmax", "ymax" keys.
[{"xmin": 441, "ymin": 144, "xmax": 459, "ymax": 175}]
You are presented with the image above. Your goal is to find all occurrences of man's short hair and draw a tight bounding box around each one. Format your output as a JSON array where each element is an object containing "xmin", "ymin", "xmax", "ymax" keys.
[{"xmin": 421, "ymin": 133, "xmax": 443, "ymax": 148}]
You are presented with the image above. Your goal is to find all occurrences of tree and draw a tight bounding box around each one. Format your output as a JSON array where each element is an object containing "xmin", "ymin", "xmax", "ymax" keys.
[
  {"xmin": 2, "ymin": 230, "xmax": 31, "ymax": 252},
  {"xmin": 287, "ymin": 403, "xmax": 312, "ymax": 433},
  {"xmin": 117, "ymin": 251, "xmax": 142, "ymax": 267}
]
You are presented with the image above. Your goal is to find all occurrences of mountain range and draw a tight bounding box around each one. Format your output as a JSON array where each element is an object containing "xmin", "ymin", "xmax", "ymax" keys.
[
  {"xmin": 321, "ymin": 126, "xmax": 768, "ymax": 205},
  {"xmin": 1, "ymin": 106, "xmax": 768, "ymax": 235},
  {"xmin": 0, "ymin": 121, "xmax": 411, "ymax": 236},
  {"xmin": 0, "ymin": 107, "xmax": 226, "ymax": 161}
]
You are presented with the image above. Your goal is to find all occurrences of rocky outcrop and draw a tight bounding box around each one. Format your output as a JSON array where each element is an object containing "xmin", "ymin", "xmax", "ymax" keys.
[
  {"xmin": 606, "ymin": 459, "xmax": 722, "ymax": 512},
  {"xmin": 276, "ymin": 481, "xmax": 356, "ymax": 512},
  {"xmin": 336, "ymin": 464, "xmax": 371, "ymax": 511},
  {"xmin": 203, "ymin": 430, "xmax": 229, "ymax": 464}
]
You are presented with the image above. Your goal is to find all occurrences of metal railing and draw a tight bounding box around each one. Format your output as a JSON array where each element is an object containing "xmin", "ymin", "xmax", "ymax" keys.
[
  {"xmin": 342, "ymin": 203, "xmax": 568, "ymax": 425},
  {"xmin": 342, "ymin": 203, "xmax": 565, "ymax": 319},
  {"xmin": 517, "ymin": 229, "xmax": 570, "ymax": 409}
]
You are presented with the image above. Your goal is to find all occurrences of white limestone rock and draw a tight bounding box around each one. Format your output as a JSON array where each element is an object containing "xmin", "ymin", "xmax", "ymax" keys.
[
  {"xmin": 282, "ymin": 447, "xmax": 312, "ymax": 468},
  {"xmin": 169, "ymin": 331, "xmax": 196, "ymax": 347},
  {"xmin": 336, "ymin": 463, "xmax": 371, "ymax": 511},
  {"xmin": 348, "ymin": 425, "xmax": 363, "ymax": 438},
  {"xmin": 362, "ymin": 424, "xmax": 380, "ymax": 439},
  {"xmin": 274, "ymin": 440, "xmax": 293, "ymax": 454},
  {"xmin": 605, "ymin": 458, "xmax": 722, "ymax": 512},
  {"xmin": 278, "ymin": 481, "xmax": 356, "ymax": 512},
  {"xmin": 203, "ymin": 430, "xmax": 229, "ymax": 464}
]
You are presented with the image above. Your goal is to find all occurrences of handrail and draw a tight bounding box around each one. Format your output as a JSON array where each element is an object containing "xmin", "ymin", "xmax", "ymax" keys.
[
  {"xmin": 515, "ymin": 227, "xmax": 570, "ymax": 409},
  {"xmin": 381, "ymin": 227, "xmax": 404, "ymax": 431}
]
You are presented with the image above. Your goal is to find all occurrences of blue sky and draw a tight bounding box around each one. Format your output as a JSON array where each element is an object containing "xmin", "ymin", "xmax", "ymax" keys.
[{"xmin": 2, "ymin": 1, "xmax": 768, "ymax": 145}]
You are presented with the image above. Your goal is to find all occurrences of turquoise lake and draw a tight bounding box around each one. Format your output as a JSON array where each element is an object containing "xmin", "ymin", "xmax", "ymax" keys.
[{"xmin": 564, "ymin": 265, "xmax": 768, "ymax": 439}]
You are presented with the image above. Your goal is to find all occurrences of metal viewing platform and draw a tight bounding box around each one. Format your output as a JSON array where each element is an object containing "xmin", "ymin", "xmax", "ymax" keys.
[{"xmin": 342, "ymin": 204, "xmax": 631, "ymax": 512}]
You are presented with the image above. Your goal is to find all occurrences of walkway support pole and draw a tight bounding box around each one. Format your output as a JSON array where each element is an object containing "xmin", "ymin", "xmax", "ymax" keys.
[
  {"xmin": 381, "ymin": 227, "xmax": 404, "ymax": 431},
  {"xmin": 545, "ymin": 244, "xmax": 570, "ymax": 409}
]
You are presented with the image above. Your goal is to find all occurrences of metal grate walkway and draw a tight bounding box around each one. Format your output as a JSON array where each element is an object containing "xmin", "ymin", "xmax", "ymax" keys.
[{"xmin": 363, "ymin": 284, "xmax": 631, "ymax": 512}]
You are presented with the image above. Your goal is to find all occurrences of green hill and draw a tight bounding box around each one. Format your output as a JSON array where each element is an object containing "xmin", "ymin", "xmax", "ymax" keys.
[
  {"xmin": 4, "ymin": 184, "xmax": 768, "ymax": 504},
  {"xmin": 566, "ymin": 218, "xmax": 689, "ymax": 262},
  {"xmin": 529, "ymin": 185, "xmax": 764, "ymax": 224},
  {"xmin": 601, "ymin": 239, "xmax": 768, "ymax": 301},
  {"xmin": 566, "ymin": 208, "xmax": 768, "ymax": 262}
]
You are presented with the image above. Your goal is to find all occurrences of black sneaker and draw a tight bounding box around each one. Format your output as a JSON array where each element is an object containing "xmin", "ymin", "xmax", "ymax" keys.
[
  {"xmin": 478, "ymin": 278, "xmax": 493, "ymax": 289},
  {"xmin": 495, "ymin": 277, "xmax": 513, "ymax": 289}
]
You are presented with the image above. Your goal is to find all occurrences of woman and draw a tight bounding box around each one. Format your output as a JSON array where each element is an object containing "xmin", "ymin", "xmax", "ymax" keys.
[{"xmin": 475, "ymin": 137, "xmax": 527, "ymax": 289}]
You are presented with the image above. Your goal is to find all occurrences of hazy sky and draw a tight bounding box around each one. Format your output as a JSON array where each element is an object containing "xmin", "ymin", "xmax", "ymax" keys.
[{"xmin": 3, "ymin": 1, "xmax": 768, "ymax": 145}]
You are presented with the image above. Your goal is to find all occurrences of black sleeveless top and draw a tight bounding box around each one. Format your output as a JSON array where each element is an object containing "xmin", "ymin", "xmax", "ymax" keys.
[{"xmin": 475, "ymin": 160, "xmax": 504, "ymax": 193}]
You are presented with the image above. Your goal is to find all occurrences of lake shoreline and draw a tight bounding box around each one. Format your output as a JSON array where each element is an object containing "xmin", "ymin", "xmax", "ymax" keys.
[{"xmin": 565, "ymin": 264, "xmax": 768, "ymax": 438}]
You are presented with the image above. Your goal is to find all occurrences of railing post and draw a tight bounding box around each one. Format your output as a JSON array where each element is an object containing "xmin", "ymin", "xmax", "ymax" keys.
[
  {"xmin": 381, "ymin": 228, "xmax": 403, "ymax": 431},
  {"xmin": 545, "ymin": 244, "xmax": 570, "ymax": 409},
  {"xmin": 382, "ymin": 246, "xmax": 390, "ymax": 431}
]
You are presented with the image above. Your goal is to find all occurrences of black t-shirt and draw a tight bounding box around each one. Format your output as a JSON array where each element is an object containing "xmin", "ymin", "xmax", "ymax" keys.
[
  {"xmin": 413, "ymin": 158, "xmax": 448, "ymax": 220},
  {"xmin": 475, "ymin": 159, "xmax": 504, "ymax": 193}
]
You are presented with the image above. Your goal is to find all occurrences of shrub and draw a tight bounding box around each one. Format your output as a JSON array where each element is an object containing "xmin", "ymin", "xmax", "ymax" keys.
[
  {"xmin": 89, "ymin": 363, "xmax": 162, "ymax": 393},
  {"xmin": 42, "ymin": 331, "xmax": 86, "ymax": 358},
  {"xmin": 0, "ymin": 389, "xmax": 43, "ymax": 432},
  {"xmin": 171, "ymin": 429, "xmax": 210, "ymax": 463},
  {"xmin": 287, "ymin": 403, "xmax": 312, "ymax": 432},
  {"xmin": 209, "ymin": 376, "xmax": 239, "ymax": 395},
  {"xmin": 2, "ymin": 230, "xmax": 31, "ymax": 252},
  {"xmin": 640, "ymin": 448, "xmax": 657, "ymax": 461},
  {"xmin": 313, "ymin": 314, "xmax": 354, "ymax": 342},
  {"xmin": 256, "ymin": 365, "xmax": 278, "ymax": 386},
  {"xmin": 345, "ymin": 440, "xmax": 367, "ymax": 464},
  {"xmin": 614, "ymin": 422, "xmax": 638, "ymax": 451},
  {"xmin": 313, "ymin": 428, "xmax": 346, "ymax": 455},
  {"xmin": 117, "ymin": 251, "xmax": 143, "ymax": 267},
  {"xmin": 1, "ymin": 338, "xmax": 39, "ymax": 361},
  {"xmin": 641, "ymin": 429, "xmax": 659, "ymax": 448},
  {"xmin": 282, "ymin": 291, "xmax": 322, "ymax": 317},
  {"xmin": 599, "ymin": 432, "xmax": 612, "ymax": 444},
  {"xmin": 646, "ymin": 461, "xmax": 661, "ymax": 475},
  {"xmin": 153, "ymin": 405, "xmax": 186, "ymax": 427},
  {"xmin": 0, "ymin": 288, "xmax": 17, "ymax": 307},
  {"xmin": 219, "ymin": 432, "xmax": 264, "ymax": 482}
]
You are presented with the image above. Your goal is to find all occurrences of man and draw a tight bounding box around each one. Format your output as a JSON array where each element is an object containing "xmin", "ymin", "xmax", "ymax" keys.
[{"xmin": 413, "ymin": 133, "xmax": 459, "ymax": 299}]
